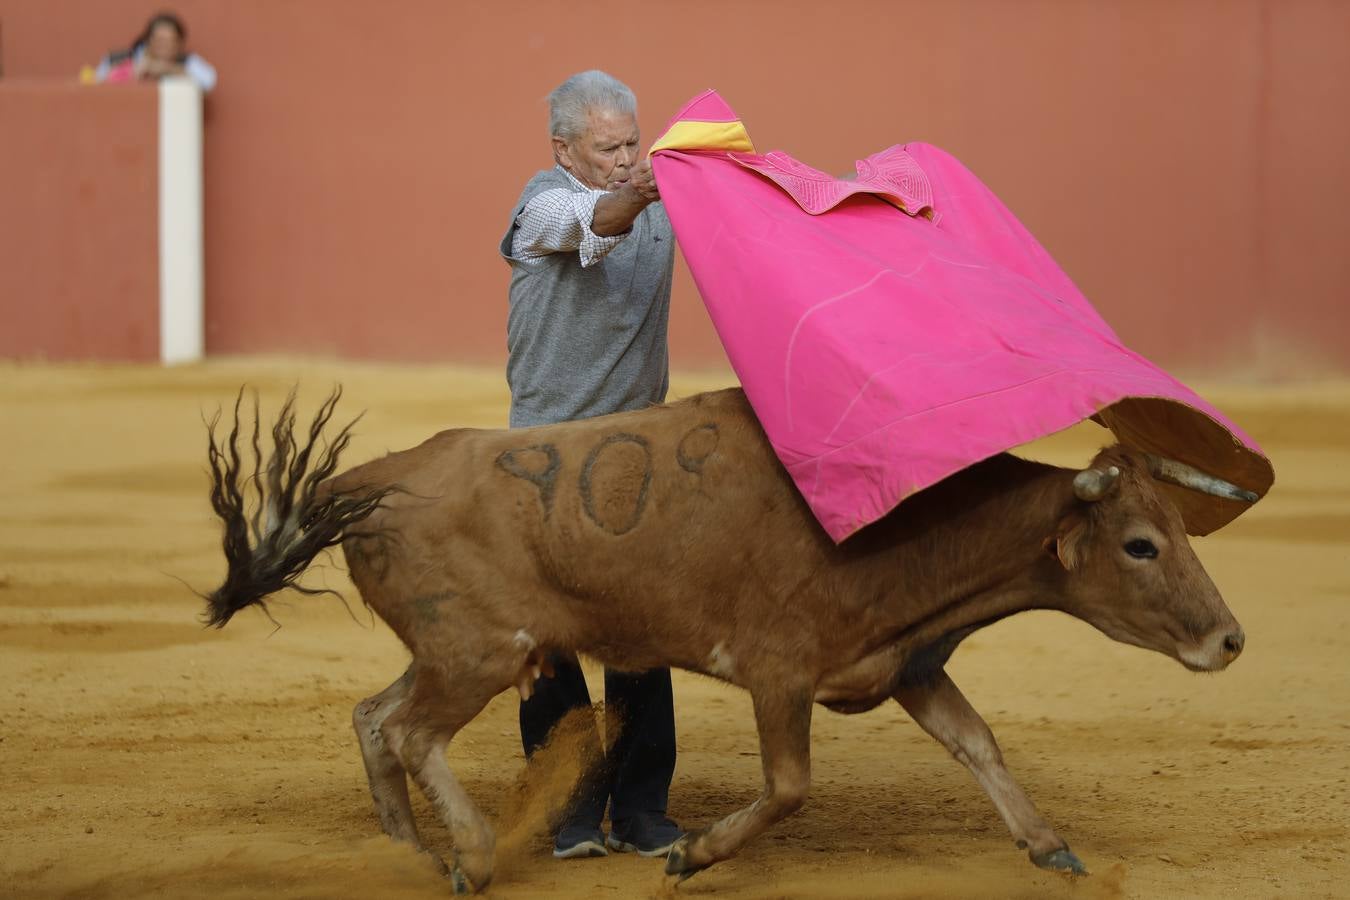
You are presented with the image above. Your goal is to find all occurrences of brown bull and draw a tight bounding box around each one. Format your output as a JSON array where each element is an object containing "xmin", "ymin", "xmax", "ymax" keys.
[{"xmin": 203, "ymin": 387, "xmax": 1252, "ymax": 893}]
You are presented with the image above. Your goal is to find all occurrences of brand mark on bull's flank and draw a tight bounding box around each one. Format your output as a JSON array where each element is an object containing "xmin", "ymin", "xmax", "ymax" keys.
[
  {"xmin": 677, "ymin": 422, "xmax": 720, "ymax": 474},
  {"xmin": 346, "ymin": 533, "xmax": 392, "ymax": 582},
  {"xmin": 580, "ymin": 432, "xmax": 654, "ymax": 536},
  {"xmin": 496, "ymin": 443, "xmax": 562, "ymax": 517}
]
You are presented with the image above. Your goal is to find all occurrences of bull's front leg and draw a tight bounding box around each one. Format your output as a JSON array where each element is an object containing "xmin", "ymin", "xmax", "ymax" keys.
[
  {"xmin": 894, "ymin": 671, "xmax": 1086, "ymax": 875},
  {"xmin": 665, "ymin": 683, "xmax": 813, "ymax": 881}
]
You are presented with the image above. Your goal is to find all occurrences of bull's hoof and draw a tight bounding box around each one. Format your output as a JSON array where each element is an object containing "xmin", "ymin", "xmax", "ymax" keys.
[
  {"xmin": 1031, "ymin": 847, "xmax": 1087, "ymax": 876},
  {"xmin": 448, "ymin": 866, "xmax": 474, "ymax": 895},
  {"xmin": 664, "ymin": 837, "xmax": 711, "ymax": 882}
]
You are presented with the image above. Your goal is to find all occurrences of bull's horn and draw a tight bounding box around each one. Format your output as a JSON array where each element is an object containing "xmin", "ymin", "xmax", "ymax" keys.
[
  {"xmin": 1145, "ymin": 454, "xmax": 1259, "ymax": 503},
  {"xmin": 1073, "ymin": 466, "xmax": 1120, "ymax": 501}
]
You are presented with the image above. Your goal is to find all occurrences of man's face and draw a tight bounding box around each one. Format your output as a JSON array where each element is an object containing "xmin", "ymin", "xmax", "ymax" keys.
[{"xmin": 554, "ymin": 108, "xmax": 640, "ymax": 191}]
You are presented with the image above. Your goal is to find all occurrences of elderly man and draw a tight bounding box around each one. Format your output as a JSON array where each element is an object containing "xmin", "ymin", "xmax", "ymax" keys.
[{"xmin": 498, "ymin": 70, "xmax": 682, "ymax": 861}]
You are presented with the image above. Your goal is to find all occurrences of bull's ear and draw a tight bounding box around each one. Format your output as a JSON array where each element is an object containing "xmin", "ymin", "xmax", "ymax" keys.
[{"xmin": 1046, "ymin": 514, "xmax": 1089, "ymax": 571}]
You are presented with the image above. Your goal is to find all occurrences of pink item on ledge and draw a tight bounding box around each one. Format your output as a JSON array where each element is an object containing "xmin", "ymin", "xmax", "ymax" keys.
[{"xmin": 101, "ymin": 59, "xmax": 138, "ymax": 84}]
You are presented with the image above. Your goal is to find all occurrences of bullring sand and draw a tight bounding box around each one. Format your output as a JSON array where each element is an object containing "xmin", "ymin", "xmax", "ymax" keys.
[{"xmin": 1, "ymin": 360, "xmax": 1346, "ymax": 898}]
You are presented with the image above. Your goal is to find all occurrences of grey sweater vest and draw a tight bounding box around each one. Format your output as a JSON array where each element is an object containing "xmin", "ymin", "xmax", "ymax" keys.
[{"xmin": 500, "ymin": 168, "xmax": 674, "ymax": 428}]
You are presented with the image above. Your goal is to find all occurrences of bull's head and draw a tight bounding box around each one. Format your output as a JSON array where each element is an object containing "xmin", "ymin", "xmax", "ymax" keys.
[{"xmin": 1046, "ymin": 447, "xmax": 1252, "ymax": 672}]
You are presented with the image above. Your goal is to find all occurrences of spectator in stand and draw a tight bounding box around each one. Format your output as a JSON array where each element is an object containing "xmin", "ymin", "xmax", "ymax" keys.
[{"xmin": 96, "ymin": 12, "xmax": 216, "ymax": 92}]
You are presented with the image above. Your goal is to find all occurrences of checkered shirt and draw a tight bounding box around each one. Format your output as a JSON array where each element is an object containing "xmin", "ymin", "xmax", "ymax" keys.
[{"xmin": 510, "ymin": 165, "xmax": 631, "ymax": 268}]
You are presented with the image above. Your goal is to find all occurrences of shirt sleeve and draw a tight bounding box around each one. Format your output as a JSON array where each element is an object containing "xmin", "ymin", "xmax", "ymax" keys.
[
  {"xmin": 511, "ymin": 187, "xmax": 629, "ymax": 268},
  {"xmin": 185, "ymin": 55, "xmax": 217, "ymax": 92}
]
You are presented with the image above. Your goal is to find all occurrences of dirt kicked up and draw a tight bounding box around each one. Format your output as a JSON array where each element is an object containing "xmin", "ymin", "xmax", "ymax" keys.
[{"xmin": 1, "ymin": 360, "xmax": 1347, "ymax": 899}]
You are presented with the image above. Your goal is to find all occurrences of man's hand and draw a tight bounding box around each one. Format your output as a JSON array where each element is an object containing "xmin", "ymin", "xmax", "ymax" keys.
[
  {"xmin": 593, "ymin": 159, "xmax": 660, "ymax": 237},
  {"xmin": 624, "ymin": 159, "xmax": 661, "ymax": 202}
]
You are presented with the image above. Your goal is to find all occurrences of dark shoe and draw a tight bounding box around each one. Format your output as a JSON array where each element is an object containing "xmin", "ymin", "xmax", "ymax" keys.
[
  {"xmin": 553, "ymin": 820, "xmax": 608, "ymax": 859},
  {"xmin": 606, "ymin": 815, "xmax": 684, "ymax": 858}
]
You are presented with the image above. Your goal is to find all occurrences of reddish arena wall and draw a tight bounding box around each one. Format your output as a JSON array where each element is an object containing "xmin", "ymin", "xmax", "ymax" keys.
[
  {"xmin": 0, "ymin": 0, "xmax": 1346, "ymax": 372},
  {"xmin": 0, "ymin": 82, "xmax": 159, "ymax": 360}
]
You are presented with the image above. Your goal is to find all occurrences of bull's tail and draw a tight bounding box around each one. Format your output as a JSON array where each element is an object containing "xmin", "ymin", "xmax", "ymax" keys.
[{"xmin": 203, "ymin": 387, "xmax": 395, "ymax": 628}]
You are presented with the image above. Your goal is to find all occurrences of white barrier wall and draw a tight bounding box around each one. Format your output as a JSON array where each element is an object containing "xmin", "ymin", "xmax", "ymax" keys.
[{"xmin": 157, "ymin": 77, "xmax": 204, "ymax": 364}]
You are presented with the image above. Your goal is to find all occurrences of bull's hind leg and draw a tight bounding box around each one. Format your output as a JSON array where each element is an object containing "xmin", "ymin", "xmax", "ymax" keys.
[
  {"xmin": 894, "ymin": 670, "xmax": 1086, "ymax": 875},
  {"xmin": 666, "ymin": 683, "xmax": 813, "ymax": 881},
  {"xmin": 353, "ymin": 666, "xmax": 427, "ymax": 851},
  {"xmin": 380, "ymin": 664, "xmax": 503, "ymax": 894}
]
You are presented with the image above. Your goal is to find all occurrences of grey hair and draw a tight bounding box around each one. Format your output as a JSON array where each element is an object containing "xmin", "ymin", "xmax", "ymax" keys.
[{"xmin": 548, "ymin": 70, "xmax": 637, "ymax": 140}]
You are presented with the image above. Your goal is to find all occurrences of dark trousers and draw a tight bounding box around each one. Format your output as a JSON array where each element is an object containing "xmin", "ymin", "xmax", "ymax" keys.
[{"xmin": 520, "ymin": 656, "xmax": 676, "ymax": 825}]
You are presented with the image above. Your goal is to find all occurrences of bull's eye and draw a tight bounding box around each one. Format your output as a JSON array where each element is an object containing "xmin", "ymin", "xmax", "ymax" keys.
[{"xmin": 1124, "ymin": 539, "xmax": 1159, "ymax": 559}]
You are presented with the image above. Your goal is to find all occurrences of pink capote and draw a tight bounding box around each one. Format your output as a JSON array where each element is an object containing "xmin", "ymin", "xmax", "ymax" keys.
[{"xmin": 651, "ymin": 91, "xmax": 1272, "ymax": 542}]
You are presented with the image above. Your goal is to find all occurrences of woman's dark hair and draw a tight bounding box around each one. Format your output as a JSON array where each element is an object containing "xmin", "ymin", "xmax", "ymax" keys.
[{"xmin": 129, "ymin": 12, "xmax": 187, "ymax": 55}]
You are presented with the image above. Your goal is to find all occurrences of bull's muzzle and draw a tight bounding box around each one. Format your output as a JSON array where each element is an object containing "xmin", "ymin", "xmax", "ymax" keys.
[
  {"xmin": 1179, "ymin": 625, "xmax": 1246, "ymax": 672},
  {"xmin": 1221, "ymin": 628, "xmax": 1246, "ymax": 665}
]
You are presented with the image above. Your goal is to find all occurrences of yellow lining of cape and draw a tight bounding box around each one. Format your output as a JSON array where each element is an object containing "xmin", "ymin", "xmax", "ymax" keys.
[{"xmin": 649, "ymin": 119, "xmax": 756, "ymax": 155}]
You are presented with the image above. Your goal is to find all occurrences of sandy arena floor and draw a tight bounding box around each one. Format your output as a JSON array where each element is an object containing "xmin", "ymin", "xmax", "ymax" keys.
[{"xmin": 1, "ymin": 360, "xmax": 1347, "ymax": 899}]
